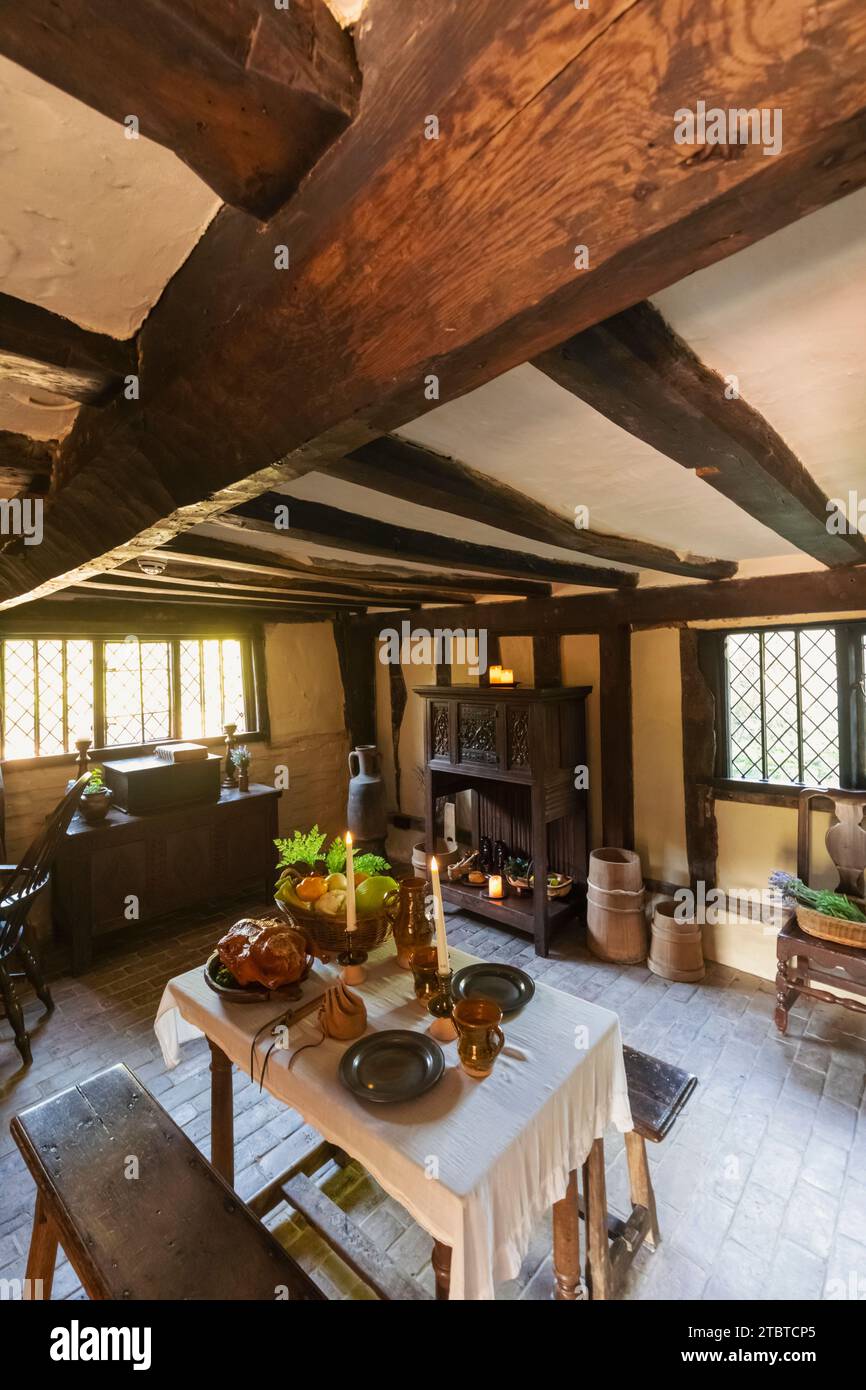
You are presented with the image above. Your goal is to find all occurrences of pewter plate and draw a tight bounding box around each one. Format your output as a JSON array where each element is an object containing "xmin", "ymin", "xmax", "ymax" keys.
[
  {"xmin": 339, "ymin": 1030, "xmax": 445, "ymax": 1104},
  {"xmin": 451, "ymin": 962, "xmax": 535, "ymax": 1015}
]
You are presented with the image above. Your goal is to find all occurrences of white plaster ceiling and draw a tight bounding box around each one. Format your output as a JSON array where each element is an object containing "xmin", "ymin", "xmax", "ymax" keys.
[{"xmin": 0, "ymin": 55, "xmax": 220, "ymax": 440}]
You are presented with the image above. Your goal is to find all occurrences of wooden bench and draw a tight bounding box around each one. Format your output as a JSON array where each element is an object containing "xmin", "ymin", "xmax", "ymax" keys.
[
  {"xmin": 11, "ymin": 1063, "xmax": 423, "ymax": 1301},
  {"xmin": 579, "ymin": 1045, "xmax": 697, "ymax": 1299}
]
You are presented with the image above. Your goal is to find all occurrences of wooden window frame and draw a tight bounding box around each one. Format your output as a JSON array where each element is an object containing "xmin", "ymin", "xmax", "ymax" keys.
[
  {"xmin": 702, "ymin": 620, "xmax": 866, "ymax": 799},
  {"xmin": 0, "ymin": 628, "xmax": 270, "ymax": 766}
]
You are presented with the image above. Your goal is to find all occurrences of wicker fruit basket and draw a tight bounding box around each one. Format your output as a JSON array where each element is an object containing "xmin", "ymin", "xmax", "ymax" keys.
[
  {"xmin": 795, "ymin": 899, "xmax": 866, "ymax": 949},
  {"xmin": 274, "ymin": 894, "xmax": 399, "ymax": 961}
]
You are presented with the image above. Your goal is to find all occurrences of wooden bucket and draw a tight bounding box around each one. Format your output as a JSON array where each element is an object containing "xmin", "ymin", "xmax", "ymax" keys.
[
  {"xmin": 586, "ymin": 884, "xmax": 647, "ymax": 964},
  {"xmin": 588, "ymin": 847, "xmax": 643, "ymax": 894},
  {"xmin": 649, "ymin": 897, "xmax": 705, "ymax": 982}
]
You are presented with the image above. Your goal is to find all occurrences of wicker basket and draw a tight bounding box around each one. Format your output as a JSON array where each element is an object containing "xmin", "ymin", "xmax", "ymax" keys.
[
  {"xmin": 795, "ymin": 900, "xmax": 866, "ymax": 949},
  {"xmin": 274, "ymin": 896, "xmax": 397, "ymax": 961}
]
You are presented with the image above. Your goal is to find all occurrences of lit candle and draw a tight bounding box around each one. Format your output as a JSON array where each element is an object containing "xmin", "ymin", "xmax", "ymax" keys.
[
  {"xmin": 345, "ymin": 831, "xmax": 356, "ymax": 932},
  {"xmin": 489, "ymin": 665, "xmax": 503, "ymax": 685},
  {"xmin": 430, "ymin": 855, "xmax": 449, "ymax": 973},
  {"xmin": 488, "ymin": 874, "xmax": 504, "ymax": 900},
  {"xmin": 499, "ymin": 669, "xmax": 515, "ymax": 685}
]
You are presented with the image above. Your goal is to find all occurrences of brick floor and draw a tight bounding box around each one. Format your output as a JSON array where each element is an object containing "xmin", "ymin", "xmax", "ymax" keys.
[{"xmin": 2, "ymin": 895, "xmax": 866, "ymax": 1301}]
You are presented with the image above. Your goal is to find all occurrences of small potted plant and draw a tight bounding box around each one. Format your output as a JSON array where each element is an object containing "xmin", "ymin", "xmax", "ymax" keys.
[
  {"xmin": 231, "ymin": 744, "xmax": 251, "ymax": 792},
  {"xmin": 80, "ymin": 767, "xmax": 112, "ymax": 824}
]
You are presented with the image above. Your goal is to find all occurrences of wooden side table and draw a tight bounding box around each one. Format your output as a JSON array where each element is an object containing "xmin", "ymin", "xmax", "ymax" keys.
[{"xmin": 775, "ymin": 914, "xmax": 866, "ymax": 1033}]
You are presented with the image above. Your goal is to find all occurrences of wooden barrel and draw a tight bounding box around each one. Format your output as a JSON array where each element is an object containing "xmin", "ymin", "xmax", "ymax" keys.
[
  {"xmin": 648, "ymin": 898, "xmax": 705, "ymax": 982},
  {"xmin": 586, "ymin": 884, "xmax": 647, "ymax": 964},
  {"xmin": 588, "ymin": 847, "xmax": 643, "ymax": 894}
]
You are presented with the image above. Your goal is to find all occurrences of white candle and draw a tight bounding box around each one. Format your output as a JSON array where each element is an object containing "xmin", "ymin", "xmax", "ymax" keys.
[
  {"xmin": 488, "ymin": 874, "xmax": 504, "ymax": 900},
  {"xmin": 345, "ymin": 831, "xmax": 356, "ymax": 932},
  {"xmin": 430, "ymin": 855, "xmax": 449, "ymax": 973}
]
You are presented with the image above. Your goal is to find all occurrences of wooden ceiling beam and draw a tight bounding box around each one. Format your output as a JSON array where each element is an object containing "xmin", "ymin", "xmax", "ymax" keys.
[
  {"xmin": 359, "ymin": 565, "xmax": 866, "ymax": 636},
  {"xmin": 0, "ymin": 432, "xmax": 54, "ymax": 493},
  {"xmin": 225, "ymin": 493, "xmax": 638, "ymax": 588},
  {"xmin": 144, "ymin": 535, "xmax": 552, "ymax": 597},
  {"xmin": 1, "ymin": 0, "xmax": 865, "ymax": 607},
  {"xmin": 0, "ymin": 293, "xmax": 135, "ymax": 406},
  {"xmin": 17, "ymin": 597, "xmax": 337, "ymax": 629},
  {"xmin": 534, "ymin": 301, "xmax": 866, "ymax": 567},
  {"xmin": 106, "ymin": 566, "xmax": 477, "ymax": 606},
  {"xmin": 0, "ymin": 0, "xmax": 361, "ymax": 218},
  {"xmin": 333, "ymin": 435, "xmax": 735, "ymax": 580},
  {"xmin": 77, "ymin": 578, "xmax": 368, "ymax": 610}
]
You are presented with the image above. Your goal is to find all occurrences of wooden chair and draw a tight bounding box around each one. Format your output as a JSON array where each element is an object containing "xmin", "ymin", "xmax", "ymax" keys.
[
  {"xmin": 13, "ymin": 1063, "xmax": 428, "ymax": 1301},
  {"xmin": 0, "ymin": 773, "xmax": 90, "ymax": 1064},
  {"xmin": 580, "ymin": 1045, "xmax": 697, "ymax": 1299}
]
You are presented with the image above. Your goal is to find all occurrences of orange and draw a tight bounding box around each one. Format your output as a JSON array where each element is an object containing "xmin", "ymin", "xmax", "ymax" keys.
[
  {"xmin": 354, "ymin": 871, "xmax": 368, "ymax": 884},
  {"xmin": 296, "ymin": 874, "xmax": 327, "ymax": 902}
]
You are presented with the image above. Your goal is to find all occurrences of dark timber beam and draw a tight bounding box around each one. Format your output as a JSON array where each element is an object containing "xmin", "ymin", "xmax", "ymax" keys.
[
  {"xmin": 333, "ymin": 436, "xmax": 733, "ymax": 581},
  {"xmin": 680, "ymin": 630, "xmax": 719, "ymax": 891},
  {"xmin": 145, "ymin": 534, "xmax": 551, "ymax": 598},
  {"xmin": 97, "ymin": 567, "xmax": 475, "ymax": 606},
  {"xmin": 357, "ymin": 565, "xmax": 866, "ymax": 635},
  {"xmin": 225, "ymin": 494, "xmax": 638, "ymax": 588},
  {"xmin": 0, "ymin": 293, "xmax": 135, "ymax": 406},
  {"xmin": 534, "ymin": 301, "xmax": 866, "ymax": 567},
  {"xmin": 600, "ymin": 627, "xmax": 634, "ymax": 849},
  {"xmin": 0, "ymin": 0, "xmax": 360, "ymax": 219},
  {"xmin": 8, "ymin": 598, "xmax": 336, "ymax": 631},
  {"xmin": 334, "ymin": 615, "xmax": 376, "ymax": 749},
  {"xmin": 75, "ymin": 578, "xmax": 368, "ymax": 610},
  {"xmin": 0, "ymin": 432, "xmax": 54, "ymax": 493},
  {"xmin": 2, "ymin": 0, "xmax": 865, "ymax": 607}
]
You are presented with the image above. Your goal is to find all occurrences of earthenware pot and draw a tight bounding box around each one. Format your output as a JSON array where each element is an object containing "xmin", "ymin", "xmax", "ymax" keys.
[{"xmin": 347, "ymin": 744, "xmax": 388, "ymax": 843}]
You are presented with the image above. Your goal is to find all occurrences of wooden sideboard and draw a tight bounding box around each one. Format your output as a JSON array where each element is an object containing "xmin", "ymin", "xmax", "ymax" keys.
[{"xmin": 54, "ymin": 784, "xmax": 280, "ymax": 973}]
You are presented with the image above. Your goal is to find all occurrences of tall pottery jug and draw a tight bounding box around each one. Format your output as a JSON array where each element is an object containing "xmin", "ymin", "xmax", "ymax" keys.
[{"xmin": 347, "ymin": 744, "xmax": 388, "ymax": 846}]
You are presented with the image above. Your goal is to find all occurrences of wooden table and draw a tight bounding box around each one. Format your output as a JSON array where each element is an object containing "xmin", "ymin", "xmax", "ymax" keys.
[
  {"xmin": 775, "ymin": 913, "xmax": 866, "ymax": 1033},
  {"xmin": 54, "ymin": 784, "xmax": 280, "ymax": 973},
  {"xmin": 155, "ymin": 947, "xmax": 632, "ymax": 1300}
]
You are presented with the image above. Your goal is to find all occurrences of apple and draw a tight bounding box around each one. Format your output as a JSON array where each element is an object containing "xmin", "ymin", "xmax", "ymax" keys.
[
  {"xmin": 325, "ymin": 872, "xmax": 348, "ymax": 892},
  {"xmin": 355, "ymin": 875, "xmax": 399, "ymax": 915}
]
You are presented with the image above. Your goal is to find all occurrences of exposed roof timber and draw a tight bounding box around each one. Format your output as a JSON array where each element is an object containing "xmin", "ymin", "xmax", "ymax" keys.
[
  {"xmin": 225, "ymin": 493, "xmax": 638, "ymax": 588},
  {"xmin": 14, "ymin": 597, "xmax": 337, "ymax": 629},
  {"xmin": 0, "ymin": 431, "xmax": 54, "ymax": 492},
  {"xmin": 0, "ymin": 0, "xmax": 361, "ymax": 218},
  {"xmin": 104, "ymin": 566, "xmax": 477, "ymax": 606},
  {"xmin": 334, "ymin": 435, "xmax": 735, "ymax": 580},
  {"xmin": 75, "ymin": 578, "xmax": 370, "ymax": 609},
  {"xmin": 1, "ymin": 0, "xmax": 865, "ymax": 608},
  {"xmin": 144, "ymin": 534, "xmax": 551, "ymax": 597},
  {"xmin": 0, "ymin": 292, "xmax": 135, "ymax": 406},
  {"xmin": 533, "ymin": 302, "xmax": 866, "ymax": 567},
  {"xmin": 358, "ymin": 565, "xmax": 866, "ymax": 635}
]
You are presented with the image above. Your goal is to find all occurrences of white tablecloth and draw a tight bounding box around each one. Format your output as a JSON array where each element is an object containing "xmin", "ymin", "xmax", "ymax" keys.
[{"xmin": 155, "ymin": 947, "xmax": 631, "ymax": 1299}]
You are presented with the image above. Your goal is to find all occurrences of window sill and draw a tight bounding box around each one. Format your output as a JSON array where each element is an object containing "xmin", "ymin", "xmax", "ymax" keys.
[
  {"xmin": 705, "ymin": 778, "xmax": 848, "ymax": 810},
  {"xmin": 1, "ymin": 732, "xmax": 268, "ymax": 772}
]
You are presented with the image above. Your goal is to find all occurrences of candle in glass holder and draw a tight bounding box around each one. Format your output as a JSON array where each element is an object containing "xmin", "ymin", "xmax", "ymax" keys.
[
  {"xmin": 345, "ymin": 830, "xmax": 356, "ymax": 932},
  {"xmin": 498, "ymin": 669, "xmax": 515, "ymax": 685},
  {"xmin": 488, "ymin": 874, "xmax": 504, "ymax": 900},
  {"xmin": 488, "ymin": 665, "xmax": 503, "ymax": 684}
]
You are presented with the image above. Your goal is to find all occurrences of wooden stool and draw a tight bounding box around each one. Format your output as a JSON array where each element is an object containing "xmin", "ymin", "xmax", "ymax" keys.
[
  {"xmin": 775, "ymin": 914, "xmax": 866, "ymax": 1034},
  {"xmin": 12, "ymin": 1063, "xmax": 423, "ymax": 1301},
  {"xmin": 580, "ymin": 1046, "xmax": 697, "ymax": 1299}
]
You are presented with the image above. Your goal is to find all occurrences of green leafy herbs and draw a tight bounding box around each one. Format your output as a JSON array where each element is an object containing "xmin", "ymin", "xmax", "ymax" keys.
[
  {"xmin": 275, "ymin": 826, "xmax": 390, "ymax": 878},
  {"xmin": 325, "ymin": 835, "xmax": 390, "ymax": 877},
  {"xmin": 83, "ymin": 766, "xmax": 106, "ymax": 795},
  {"xmin": 769, "ymin": 871, "xmax": 866, "ymax": 923},
  {"xmin": 274, "ymin": 825, "xmax": 327, "ymax": 869}
]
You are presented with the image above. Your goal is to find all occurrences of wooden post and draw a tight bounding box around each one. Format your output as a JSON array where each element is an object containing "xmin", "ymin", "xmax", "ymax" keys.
[
  {"xmin": 432, "ymin": 1239, "xmax": 452, "ymax": 1300},
  {"xmin": 624, "ymin": 1131, "xmax": 659, "ymax": 1249},
  {"xmin": 333, "ymin": 615, "xmax": 377, "ymax": 748},
  {"xmin": 208, "ymin": 1040, "xmax": 235, "ymax": 1187},
  {"xmin": 24, "ymin": 1190, "xmax": 58, "ymax": 1299},
  {"xmin": 552, "ymin": 1169, "xmax": 583, "ymax": 1299},
  {"xmin": 600, "ymin": 625, "xmax": 634, "ymax": 848},
  {"xmin": 533, "ymin": 633, "xmax": 562, "ymax": 688},
  {"xmin": 582, "ymin": 1139, "xmax": 613, "ymax": 1300},
  {"xmin": 680, "ymin": 629, "xmax": 718, "ymax": 892}
]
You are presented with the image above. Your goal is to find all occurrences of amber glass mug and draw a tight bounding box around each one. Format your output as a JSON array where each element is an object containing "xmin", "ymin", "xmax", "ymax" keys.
[{"xmin": 453, "ymin": 998, "xmax": 505, "ymax": 1078}]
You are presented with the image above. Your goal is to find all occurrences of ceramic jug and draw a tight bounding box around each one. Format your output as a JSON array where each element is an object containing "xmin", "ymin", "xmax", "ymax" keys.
[{"xmin": 347, "ymin": 744, "xmax": 388, "ymax": 843}]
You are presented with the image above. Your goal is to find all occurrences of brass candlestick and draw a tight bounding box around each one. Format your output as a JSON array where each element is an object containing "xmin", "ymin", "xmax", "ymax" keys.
[
  {"xmin": 222, "ymin": 723, "xmax": 238, "ymax": 788},
  {"xmin": 338, "ymin": 929, "xmax": 367, "ymax": 985},
  {"xmin": 428, "ymin": 969, "xmax": 457, "ymax": 1041},
  {"xmin": 74, "ymin": 738, "xmax": 91, "ymax": 779}
]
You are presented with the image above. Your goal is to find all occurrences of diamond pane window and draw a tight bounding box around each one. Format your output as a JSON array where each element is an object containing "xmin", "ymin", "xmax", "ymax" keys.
[
  {"xmin": 179, "ymin": 638, "xmax": 245, "ymax": 738},
  {"xmin": 1, "ymin": 633, "xmax": 256, "ymax": 759},
  {"xmin": 0, "ymin": 639, "xmax": 96, "ymax": 759},
  {"xmin": 725, "ymin": 627, "xmax": 839, "ymax": 785},
  {"xmin": 104, "ymin": 640, "xmax": 171, "ymax": 747}
]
